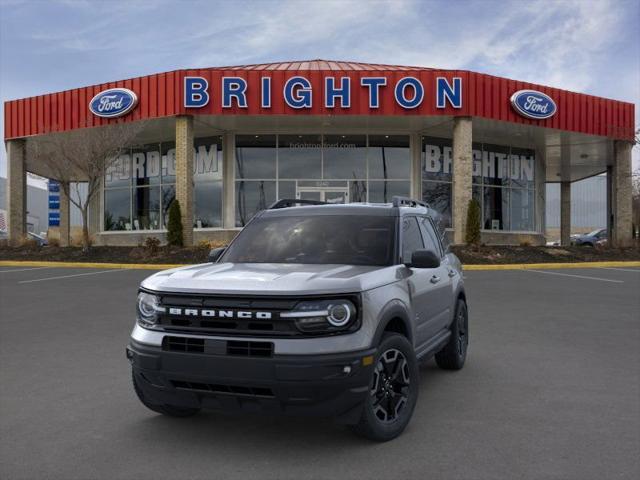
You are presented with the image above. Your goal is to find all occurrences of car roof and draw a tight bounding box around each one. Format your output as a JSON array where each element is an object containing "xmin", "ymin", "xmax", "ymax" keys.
[{"xmin": 259, "ymin": 202, "xmax": 434, "ymax": 218}]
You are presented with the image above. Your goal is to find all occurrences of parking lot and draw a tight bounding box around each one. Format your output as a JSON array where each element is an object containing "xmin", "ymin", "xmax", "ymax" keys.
[{"xmin": 1, "ymin": 264, "xmax": 639, "ymax": 480}]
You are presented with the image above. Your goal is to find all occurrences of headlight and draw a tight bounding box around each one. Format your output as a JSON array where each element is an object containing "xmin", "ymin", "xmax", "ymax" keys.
[
  {"xmin": 281, "ymin": 299, "xmax": 358, "ymax": 334},
  {"xmin": 136, "ymin": 292, "xmax": 164, "ymax": 327}
]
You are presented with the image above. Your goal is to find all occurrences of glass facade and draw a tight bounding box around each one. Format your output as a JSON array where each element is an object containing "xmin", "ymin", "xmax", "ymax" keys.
[
  {"xmin": 235, "ymin": 134, "xmax": 410, "ymax": 226},
  {"xmin": 104, "ymin": 136, "xmax": 223, "ymax": 231},
  {"xmin": 422, "ymin": 136, "xmax": 536, "ymax": 231}
]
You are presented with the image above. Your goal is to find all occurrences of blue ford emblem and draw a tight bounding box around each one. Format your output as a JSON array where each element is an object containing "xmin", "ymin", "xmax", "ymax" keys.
[
  {"xmin": 510, "ymin": 89, "xmax": 556, "ymax": 120},
  {"xmin": 89, "ymin": 88, "xmax": 138, "ymax": 118}
]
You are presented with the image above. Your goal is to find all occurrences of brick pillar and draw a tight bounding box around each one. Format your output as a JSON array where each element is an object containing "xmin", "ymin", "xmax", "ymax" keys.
[
  {"xmin": 560, "ymin": 181, "xmax": 571, "ymax": 246},
  {"xmin": 611, "ymin": 141, "xmax": 633, "ymax": 247},
  {"xmin": 59, "ymin": 181, "xmax": 70, "ymax": 247},
  {"xmin": 410, "ymin": 133, "xmax": 422, "ymax": 199},
  {"xmin": 175, "ymin": 115, "xmax": 194, "ymax": 246},
  {"xmin": 6, "ymin": 139, "xmax": 27, "ymax": 245},
  {"xmin": 452, "ymin": 117, "xmax": 473, "ymax": 245},
  {"xmin": 222, "ymin": 133, "xmax": 236, "ymax": 229}
]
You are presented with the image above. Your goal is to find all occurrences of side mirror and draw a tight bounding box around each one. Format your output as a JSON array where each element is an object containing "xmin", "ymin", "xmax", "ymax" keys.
[
  {"xmin": 208, "ymin": 247, "xmax": 226, "ymax": 263},
  {"xmin": 406, "ymin": 249, "xmax": 440, "ymax": 269}
]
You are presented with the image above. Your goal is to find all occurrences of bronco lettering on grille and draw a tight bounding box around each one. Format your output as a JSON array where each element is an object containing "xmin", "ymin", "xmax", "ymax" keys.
[{"xmin": 167, "ymin": 308, "xmax": 272, "ymax": 319}]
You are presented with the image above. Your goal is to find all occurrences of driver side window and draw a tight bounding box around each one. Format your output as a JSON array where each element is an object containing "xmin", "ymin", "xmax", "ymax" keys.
[{"xmin": 401, "ymin": 217, "xmax": 424, "ymax": 263}]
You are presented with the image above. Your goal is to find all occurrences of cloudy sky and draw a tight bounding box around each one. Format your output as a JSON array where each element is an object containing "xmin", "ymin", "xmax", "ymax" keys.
[{"xmin": 1, "ymin": 0, "xmax": 638, "ymax": 179}]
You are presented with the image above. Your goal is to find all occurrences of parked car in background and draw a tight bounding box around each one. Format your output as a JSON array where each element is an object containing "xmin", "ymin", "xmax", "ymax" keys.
[{"xmin": 571, "ymin": 229, "xmax": 607, "ymax": 247}]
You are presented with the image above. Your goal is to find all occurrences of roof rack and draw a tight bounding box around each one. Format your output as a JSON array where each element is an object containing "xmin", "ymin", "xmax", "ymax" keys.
[
  {"xmin": 268, "ymin": 198, "xmax": 328, "ymax": 209},
  {"xmin": 391, "ymin": 196, "xmax": 430, "ymax": 209}
]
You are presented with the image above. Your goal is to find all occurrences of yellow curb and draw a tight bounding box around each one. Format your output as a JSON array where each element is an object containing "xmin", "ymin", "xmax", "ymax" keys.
[
  {"xmin": 0, "ymin": 260, "xmax": 185, "ymax": 270},
  {"xmin": 463, "ymin": 261, "xmax": 640, "ymax": 271}
]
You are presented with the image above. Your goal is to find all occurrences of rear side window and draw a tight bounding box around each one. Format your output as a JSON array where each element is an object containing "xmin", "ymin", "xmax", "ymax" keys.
[
  {"xmin": 419, "ymin": 217, "xmax": 442, "ymax": 257},
  {"xmin": 401, "ymin": 217, "xmax": 424, "ymax": 263}
]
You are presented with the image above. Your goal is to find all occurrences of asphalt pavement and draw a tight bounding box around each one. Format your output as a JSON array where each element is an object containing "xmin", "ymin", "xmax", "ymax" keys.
[{"xmin": 0, "ymin": 265, "xmax": 638, "ymax": 480}]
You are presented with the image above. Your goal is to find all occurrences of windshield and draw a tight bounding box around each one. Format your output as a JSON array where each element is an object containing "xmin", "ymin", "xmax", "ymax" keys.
[
  {"xmin": 587, "ymin": 229, "xmax": 604, "ymax": 237},
  {"xmin": 221, "ymin": 215, "xmax": 397, "ymax": 266}
]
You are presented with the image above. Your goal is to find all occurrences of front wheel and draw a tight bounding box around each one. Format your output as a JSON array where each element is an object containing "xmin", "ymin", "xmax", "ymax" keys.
[
  {"xmin": 351, "ymin": 333, "xmax": 419, "ymax": 442},
  {"xmin": 435, "ymin": 298, "xmax": 469, "ymax": 370}
]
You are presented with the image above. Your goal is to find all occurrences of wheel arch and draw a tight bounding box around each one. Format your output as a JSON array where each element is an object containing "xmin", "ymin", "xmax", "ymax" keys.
[{"xmin": 371, "ymin": 302, "xmax": 413, "ymax": 347}]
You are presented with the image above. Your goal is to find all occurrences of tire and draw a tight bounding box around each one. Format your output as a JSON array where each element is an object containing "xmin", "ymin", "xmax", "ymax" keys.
[
  {"xmin": 132, "ymin": 371, "xmax": 200, "ymax": 418},
  {"xmin": 435, "ymin": 298, "xmax": 469, "ymax": 370},
  {"xmin": 351, "ymin": 333, "xmax": 419, "ymax": 442}
]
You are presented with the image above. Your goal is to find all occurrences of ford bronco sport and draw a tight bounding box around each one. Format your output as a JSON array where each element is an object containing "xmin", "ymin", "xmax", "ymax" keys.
[{"xmin": 127, "ymin": 197, "xmax": 468, "ymax": 441}]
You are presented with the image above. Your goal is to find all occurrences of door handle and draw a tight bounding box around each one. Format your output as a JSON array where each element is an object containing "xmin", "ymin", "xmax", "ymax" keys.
[
  {"xmin": 430, "ymin": 275, "xmax": 440, "ymax": 284},
  {"xmin": 448, "ymin": 269, "xmax": 456, "ymax": 278}
]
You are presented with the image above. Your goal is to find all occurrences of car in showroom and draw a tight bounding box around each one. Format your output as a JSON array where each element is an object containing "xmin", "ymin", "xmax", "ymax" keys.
[{"xmin": 127, "ymin": 197, "xmax": 468, "ymax": 441}]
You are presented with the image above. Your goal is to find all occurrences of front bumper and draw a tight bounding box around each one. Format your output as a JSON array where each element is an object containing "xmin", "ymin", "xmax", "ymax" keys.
[{"xmin": 127, "ymin": 339, "xmax": 376, "ymax": 423}]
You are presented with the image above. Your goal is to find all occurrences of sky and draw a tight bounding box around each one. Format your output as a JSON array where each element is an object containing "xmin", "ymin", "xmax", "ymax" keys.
[{"xmin": 1, "ymin": 0, "xmax": 639, "ymax": 183}]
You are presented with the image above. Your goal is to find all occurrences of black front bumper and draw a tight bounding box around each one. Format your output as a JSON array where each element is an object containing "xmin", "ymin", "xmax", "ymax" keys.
[{"xmin": 127, "ymin": 339, "xmax": 376, "ymax": 423}]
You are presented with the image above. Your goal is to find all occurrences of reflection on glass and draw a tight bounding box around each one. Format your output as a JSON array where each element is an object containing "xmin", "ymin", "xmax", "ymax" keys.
[
  {"xmin": 510, "ymin": 189, "xmax": 534, "ymax": 231},
  {"xmin": 194, "ymin": 137, "xmax": 223, "ymax": 183},
  {"xmin": 104, "ymin": 188, "xmax": 131, "ymax": 231},
  {"xmin": 162, "ymin": 185, "xmax": 175, "ymax": 228},
  {"xmin": 422, "ymin": 137, "xmax": 453, "ymax": 182},
  {"xmin": 369, "ymin": 135, "xmax": 410, "ymax": 180},
  {"xmin": 161, "ymin": 141, "xmax": 176, "ymax": 183},
  {"xmin": 368, "ymin": 181, "xmax": 410, "ymax": 203},
  {"xmin": 133, "ymin": 186, "xmax": 160, "ymax": 230},
  {"xmin": 484, "ymin": 186, "xmax": 509, "ymax": 230},
  {"xmin": 106, "ymin": 153, "xmax": 131, "ymax": 188},
  {"xmin": 422, "ymin": 181, "xmax": 452, "ymax": 228},
  {"xmin": 236, "ymin": 180, "xmax": 277, "ymax": 226},
  {"xmin": 509, "ymin": 147, "xmax": 535, "ymax": 189},
  {"xmin": 323, "ymin": 135, "xmax": 366, "ymax": 179},
  {"xmin": 194, "ymin": 181, "xmax": 222, "ymax": 228},
  {"xmin": 278, "ymin": 134, "xmax": 322, "ymax": 179},
  {"xmin": 132, "ymin": 144, "xmax": 161, "ymax": 187},
  {"xmin": 235, "ymin": 135, "xmax": 276, "ymax": 179}
]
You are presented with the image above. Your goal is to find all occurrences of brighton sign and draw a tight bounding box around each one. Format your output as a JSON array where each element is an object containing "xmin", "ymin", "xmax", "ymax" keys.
[
  {"xmin": 183, "ymin": 75, "xmax": 464, "ymax": 110},
  {"xmin": 510, "ymin": 89, "xmax": 557, "ymax": 120},
  {"xmin": 89, "ymin": 88, "xmax": 138, "ymax": 118}
]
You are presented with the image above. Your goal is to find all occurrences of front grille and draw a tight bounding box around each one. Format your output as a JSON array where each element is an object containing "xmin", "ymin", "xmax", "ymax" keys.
[
  {"xmin": 163, "ymin": 336, "xmax": 204, "ymax": 353},
  {"xmin": 171, "ymin": 380, "xmax": 274, "ymax": 398},
  {"xmin": 227, "ymin": 340, "xmax": 273, "ymax": 357}
]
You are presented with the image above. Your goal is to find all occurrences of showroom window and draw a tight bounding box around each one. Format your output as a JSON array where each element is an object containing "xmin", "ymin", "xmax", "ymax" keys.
[
  {"xmin": 235, "ymin": 134, "xmax": 411, "ymax": 226},
  {"xmin": 422, "ymin": 137, "xmax": 536, "ymax": 232},
  {"xmin": 103, "ymin": 136, "xmax": 223, "ymax": 231}
]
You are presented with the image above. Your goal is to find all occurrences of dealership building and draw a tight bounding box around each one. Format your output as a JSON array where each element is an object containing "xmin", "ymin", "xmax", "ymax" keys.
[{"xmin": 4, "ymin": 60, "xmax": 636, "ymax": 246}]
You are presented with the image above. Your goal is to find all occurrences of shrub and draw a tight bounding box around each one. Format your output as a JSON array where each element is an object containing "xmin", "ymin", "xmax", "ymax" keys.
[
  {"xmin": 166, "ymin": 200, "xmax": 183, "ymax": 247},
  {"xmin": 144, "ymin": 236, "xmax": 161, "ymax": 255},
  {"xmin": 465, "ymin": 199, "xmax": 481, "ymax": 246}
]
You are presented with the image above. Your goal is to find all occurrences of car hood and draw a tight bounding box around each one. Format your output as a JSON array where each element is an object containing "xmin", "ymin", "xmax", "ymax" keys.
[{"xmin": 140, "ymin": 262, "xmax": 401, "ymax": 295}]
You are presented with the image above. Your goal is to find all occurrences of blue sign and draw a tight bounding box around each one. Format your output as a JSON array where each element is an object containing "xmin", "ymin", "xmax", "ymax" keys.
[
  {"xmin": 48, "ymin": 212, "xmax": 60, "ymax": 227},
  {"xmin": 49, "ymin": 199, "xmax": 60, "ymax": 210},
  {"xmin": 510, "ymin": 90, "xmax": 556, "ymax": 120},
  {"xmin": 48, "ymin": 181, "xmax": 60, "ymax": 193},
  {"xmin": 89, "ymin": 88, "xmax": 138, "ymax": 118}
]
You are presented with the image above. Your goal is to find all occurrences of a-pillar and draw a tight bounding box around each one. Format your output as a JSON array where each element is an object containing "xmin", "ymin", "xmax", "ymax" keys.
[
  {"xmin": 610, "ymin": 141, "xmax": 633, "ymax": 247},
  {"xmin": 59, "ymin": 181, "xmax": 70, "ymax": 246},
  {"xmin": 560, "ymin": 181, "xmax": 571, "ymax": 246},
  {"xmin": 6, "ymin": 139, "xmax": 27, "ymax": 245},
  {"xmin": 452, "ymin": 117, "xmax": 473, "ymax": 244},
  {"xmin": 175, "ymin": 115, "xmax": 194, "ymax": 246}
]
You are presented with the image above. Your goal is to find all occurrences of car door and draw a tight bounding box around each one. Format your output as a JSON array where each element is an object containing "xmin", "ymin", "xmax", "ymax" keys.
[
  {"xmin": 418, "ymin": 216, "xmax": 453, "ymax": 334},
  {"xmin": 401, "ymin": 216, "xmax": 447, "ymax": 349}
]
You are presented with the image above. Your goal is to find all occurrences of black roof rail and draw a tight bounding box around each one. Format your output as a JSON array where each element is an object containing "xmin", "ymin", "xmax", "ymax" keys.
[
  {"xmin": 269, "ymin": 198, "xmax": 328, "ymax": 209},
  {"xmin": 391, "ymin": 196, "xmax": 430, "ymax": 209}
]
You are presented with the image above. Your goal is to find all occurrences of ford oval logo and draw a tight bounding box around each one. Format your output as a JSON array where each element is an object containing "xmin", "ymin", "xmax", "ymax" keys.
[
  {"xmin": 89, "ymin": 88, "xmax": 138, "ymax": 118},
  {"xmin": 510, "ymin": 89, "xmax": 556, "ymax": 120}
]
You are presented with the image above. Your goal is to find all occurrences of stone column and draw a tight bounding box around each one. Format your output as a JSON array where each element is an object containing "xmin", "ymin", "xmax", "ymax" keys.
[
  {"xmin": 560, "ymin": 181, "xmax": 571, "ymax": 246},
  {"xmin": 452, "ymin": 117, "xmax": 473, "ymax": 244},
  {"xmin": 610, "ymin": 141, "xmax": 633, "ymax": 247},
  {"xmin": 409, "ymin": 133, "xmax": 422, "ymax": 200},
  {"xmin": 222, "ymin": 133, "xmax": 236, "ymax": 229},
  {"xmin": 59, "ymin": 182, "xmax": 70, "ymax": 247},
  {"xmin": 175, "ymin": 115, "xmax": 194, "ymax": 246},
  {"xmin": 6, "ymin": 139, "xmax": 27, "ymax": 245}
]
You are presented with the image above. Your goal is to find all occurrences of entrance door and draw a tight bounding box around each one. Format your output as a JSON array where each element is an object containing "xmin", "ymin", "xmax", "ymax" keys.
[{"xmin": 296, "ymin": 187, "xmax": 349, "ymax": 204}]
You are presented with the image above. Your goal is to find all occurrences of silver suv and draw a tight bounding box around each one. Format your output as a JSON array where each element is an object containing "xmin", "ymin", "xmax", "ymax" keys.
[{"xmin": 127, "ymin": 197, "xmax": 468, "ymax": 441}]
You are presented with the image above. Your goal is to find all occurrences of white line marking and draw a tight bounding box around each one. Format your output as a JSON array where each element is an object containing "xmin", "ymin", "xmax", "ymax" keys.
[
  {"xmin": 18, "ymin": 269, "xmax": 124, "ymax": 284},
  {"xmin": 525, "ymin": 269, "xmax": 624, "ymax": 283},
  {"xmin": 597, "ymin": 267, "xmax": 640, "ymax": 273},
  {"xmin": 0, "ymin": 267, "xmax": 53, "ymax": 273}
]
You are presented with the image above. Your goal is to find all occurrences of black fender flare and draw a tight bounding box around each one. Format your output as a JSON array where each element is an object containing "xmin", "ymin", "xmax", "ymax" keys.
[{"xmin": 370, "ymin": 299, "xmax": 413, "ymax": 348}]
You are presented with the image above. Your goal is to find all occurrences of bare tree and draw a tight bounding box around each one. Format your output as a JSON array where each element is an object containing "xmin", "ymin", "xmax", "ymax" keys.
[{"xmin": 27, "ymin": 122, "xmax": 143, "ymax": 250}]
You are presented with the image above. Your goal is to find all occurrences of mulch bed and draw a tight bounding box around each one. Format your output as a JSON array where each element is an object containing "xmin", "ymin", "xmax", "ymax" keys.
[{"xmin": 1, "ymin": 244, "xmax": 638, "ymax": 266}]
